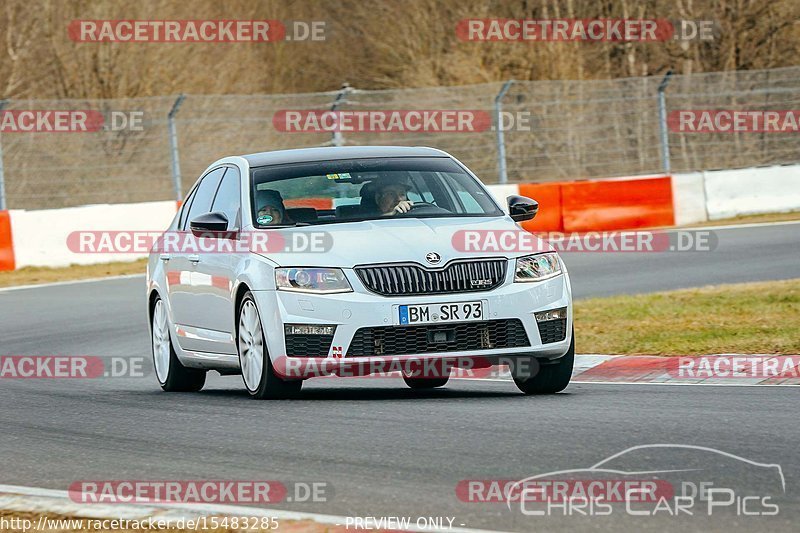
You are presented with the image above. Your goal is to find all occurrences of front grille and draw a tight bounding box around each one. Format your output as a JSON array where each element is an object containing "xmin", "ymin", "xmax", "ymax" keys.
[
  {"xmin": 538, "ymin": 318, "xmax": 568, "ymax": 344},
  {"xmin": 346, "ymin": 319, "xmax": 529, "ymax": 357},
  {"xmin": 285, "ymin": 334, "xmax": 334, "ymax": 357},
  {"xmin": 355, "ymin": 259, "xmax": 507, "ymax": 296}
]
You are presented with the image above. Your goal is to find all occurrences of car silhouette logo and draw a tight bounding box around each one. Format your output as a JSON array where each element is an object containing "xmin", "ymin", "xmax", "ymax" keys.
[{"xmin": 425, "ymin": 252, "xmax": 442, "ymax": 264}]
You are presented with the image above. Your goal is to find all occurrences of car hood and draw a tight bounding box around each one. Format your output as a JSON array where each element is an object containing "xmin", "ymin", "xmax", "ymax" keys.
[{"xmin": 251, "ymin": 215, "xmax": 554, "ymax": 268}]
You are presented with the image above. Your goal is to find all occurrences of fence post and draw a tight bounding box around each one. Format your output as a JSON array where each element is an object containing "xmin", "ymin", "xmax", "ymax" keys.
[
  {"xmin": 657, "ymin": 70, "xmax": 673, "ymax": 174},
  {"xmin": 0, "ymin": 100, "xmax": 8, "ymax": 210},
  {"xmin": 168, "ymin": 94, "xmax": 186, "ymax": 201},
  {"xmin": 495, "ymin": 80, "xmax": 514, "ymax": 184},
  {"xmin": 330, "ymin": 83, "xmax": 351, "ymax": 147}
]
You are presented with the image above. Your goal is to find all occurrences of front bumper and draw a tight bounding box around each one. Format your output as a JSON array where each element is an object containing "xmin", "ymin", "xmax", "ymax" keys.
[{"xmin": 251, "ymin": 265, "xmax": 573, "ymax": 372}]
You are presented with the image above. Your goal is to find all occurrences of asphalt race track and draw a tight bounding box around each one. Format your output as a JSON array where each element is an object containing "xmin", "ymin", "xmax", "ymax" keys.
[
  {"xmin": 1, "ymin": 222, "xmax": 798, "ymax": 531},
  {"xmin": 562, "ymin": 221, "xmax": 800, "ymax": 298}
]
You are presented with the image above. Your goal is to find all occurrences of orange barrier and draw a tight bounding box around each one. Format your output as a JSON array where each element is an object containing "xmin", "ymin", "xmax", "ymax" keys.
[
  {"xmin": 517, "ymin": 183, "xmax": 563, "ymax": 232},
  {"xmin": 559, "ymin": 176, "xmax": 674, "ymax": 232},
  {"xmin": 285, "ymin": 198, "xmax": 333, "ymax": 210},
  {"xmin": 0, "ymin": 211, "xmax": 15, "ymax": 271}
]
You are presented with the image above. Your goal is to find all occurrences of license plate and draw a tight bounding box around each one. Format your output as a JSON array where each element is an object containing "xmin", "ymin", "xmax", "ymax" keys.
[{"xmin": 398, "ymin": 301, "xmax": 485, "ymax": 325}]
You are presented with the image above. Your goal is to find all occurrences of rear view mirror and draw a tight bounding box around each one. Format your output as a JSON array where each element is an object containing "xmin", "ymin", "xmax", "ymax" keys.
[
  {"xmin": 189, "ymin": 212, "xmax": 230, "ymax": 237},
  {"xmin": 507, "ymin": 195, "xmax": 539, "ymax": 222}
]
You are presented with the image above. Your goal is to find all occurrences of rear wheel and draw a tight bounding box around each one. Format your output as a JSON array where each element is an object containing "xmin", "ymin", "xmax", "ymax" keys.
[
  {"xmin": 513, "ymin": 330, "xmax": 574, "ymax": 395},
  {"xmin": 237, "ymin": 292, "xmax": 302, "ymax": 399},
  {"xmin": 151, "ymin": 298, "xmax": 206, "ymax": 392}
]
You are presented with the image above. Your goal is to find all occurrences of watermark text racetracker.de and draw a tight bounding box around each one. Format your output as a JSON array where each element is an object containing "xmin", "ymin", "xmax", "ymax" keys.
[
  {"xmin": 68, "ymin": 480, "xmax": 331, "ymax": 505},
  {"xmin": 456, "ymin": 18, "xmax": 715, "ymax": 42},
  {"xmin": 669, "ymin": 110, "xmax": 800, "ymax": 133},
  {"xmin": 68, "ymin": 19, "xmax": 327, "ymax": 43},
  {"xmin": 274, "ymin": 110, "xmax": 492, "ymax": 133},
  {"xmin": 452, "ymin": 229, "xmax": 717, "ymax": 253},
  {"xmin": 67, "ymin": 230, "xmax": 333, "ymax": 254},
  {"xmin": 272, "ymin": 355, "xmax": 541, "ymax": 380},
  {"xmin": 0, "ymin": 356, "xmax": 147, "ymax": 378},
  {"xmin": 0, "ymin": 110, "xmax": 144, "ymax": 132},
  {"xmin": 672, "ymin": 355, "xmax": 800, "ymax": 379},
  {"xmin": 584, "ymin": 355, "xmax": 800, "ymax": 381}
]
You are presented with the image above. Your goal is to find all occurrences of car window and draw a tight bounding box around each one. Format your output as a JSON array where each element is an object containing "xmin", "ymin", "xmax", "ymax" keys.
[
  {"xmin": 211, "ymin": 167, "xmax": 241, "ymax": 230},
  {"xmin": 448, "ymin": 176, "xmax": 486, "ymax": 214},
  {"xmin": 250, "ymin": 157, "xmax": 503, "ymax": 226},
  {"xmin": 178, "ymin": 188, "xmax": 198, "ymax": 230},
  {"xmin": 407, "ymin": 172, "xmax": 436, "ymax": 203},
  {"xmin": 184, "ymin": 168, "xmax": 226, "ymax": 229}
]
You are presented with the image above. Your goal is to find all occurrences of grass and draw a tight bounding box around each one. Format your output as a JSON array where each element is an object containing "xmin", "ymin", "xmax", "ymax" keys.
[
  {"xmin": 574, "ymin": 278, "xmax": 800, "ymax": 355},
  {"xmin": 0, "ymin": 259, "xmax": 147, "ymax": 288}
]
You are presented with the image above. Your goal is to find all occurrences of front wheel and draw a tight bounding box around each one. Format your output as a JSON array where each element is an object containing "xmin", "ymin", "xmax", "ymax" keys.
[
  {"xmin": 513, "ymin": 329, "xmax": 574, "ymax": 395},
  {"xmin": 237, "ymin": 292, "xmax": 302, "ymax": 399},
  {"xmin": 151, "ymin": 297, "xmax": 206, "ymax": 392}
]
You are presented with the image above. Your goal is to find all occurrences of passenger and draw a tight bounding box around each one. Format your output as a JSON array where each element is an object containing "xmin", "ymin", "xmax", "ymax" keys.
[{"xmin": 256, "ymin": 190, "xmax": 290, "ymax": 225}]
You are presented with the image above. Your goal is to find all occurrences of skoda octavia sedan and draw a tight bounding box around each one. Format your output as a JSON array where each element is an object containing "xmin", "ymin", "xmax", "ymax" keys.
[{"xmin": 147, "ymin": 146, "xmax": 573, "ymax": 399}]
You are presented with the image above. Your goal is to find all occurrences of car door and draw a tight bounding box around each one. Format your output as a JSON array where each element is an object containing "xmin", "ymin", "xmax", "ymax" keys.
[
  {"xmin": 165, "ymin": 167, "xmax": 226, "ymax": 353},
  {"xmin": 186, "ymin": 165, "xmax": 242, "ymax": 355}
]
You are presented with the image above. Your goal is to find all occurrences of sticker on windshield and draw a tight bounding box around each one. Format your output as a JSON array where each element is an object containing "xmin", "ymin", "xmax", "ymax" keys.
[
  {"xmin": 326, "ymin": 173, "xmax": 351, "ymax": 180},
  {"xmin": 257, "ymin": 214, "xmax": 273, "ymax": 225}
]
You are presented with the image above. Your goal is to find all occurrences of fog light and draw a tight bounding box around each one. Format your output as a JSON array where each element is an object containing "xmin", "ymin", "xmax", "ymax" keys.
[
  {"xmin": 285, "ymin": 324, "xmax": 336, "ymax": 335},
  {"xmin": 534, "ymin": 307, "xmax": 567, "ymax": 323}
]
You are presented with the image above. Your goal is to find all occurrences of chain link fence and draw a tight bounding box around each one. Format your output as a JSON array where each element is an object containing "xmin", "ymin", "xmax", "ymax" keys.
[{"xmin": 1, "ymin": 66, "xmax": 799, "ymax": 210}]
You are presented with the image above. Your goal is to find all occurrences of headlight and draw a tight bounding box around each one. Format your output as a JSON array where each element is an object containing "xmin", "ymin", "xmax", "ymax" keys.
[
  {"xmin": 514, "ymin": 253, "xmax": 562, "ymax": 282},
  {"xmin": 275, "ymin": 268, "xmax": 352, "ymax": 293}
]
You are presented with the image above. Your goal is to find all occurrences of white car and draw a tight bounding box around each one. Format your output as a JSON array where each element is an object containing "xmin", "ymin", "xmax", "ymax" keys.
[{"xmin": 147, "ymin": 146, "xmax": 573, "ymax": 399}]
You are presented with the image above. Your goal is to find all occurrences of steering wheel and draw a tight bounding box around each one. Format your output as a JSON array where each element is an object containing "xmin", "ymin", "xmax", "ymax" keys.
[
  {"xmin": 408, "ymin": 202, "xmax": 437, "ymax": 210},
  {"xmin": 397, "ymin": 201, "xmax": 449, "ymax": 216}
]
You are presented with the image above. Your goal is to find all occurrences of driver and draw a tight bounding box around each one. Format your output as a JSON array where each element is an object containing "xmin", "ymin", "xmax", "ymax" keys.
[{"xmin": 370, "ymin": 180, "xmax": 414, "ymax": 216}]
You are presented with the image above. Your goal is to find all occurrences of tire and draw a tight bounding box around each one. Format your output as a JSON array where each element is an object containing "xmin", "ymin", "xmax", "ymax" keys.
[
  {"xmin": 402, "ymin": 375, "xmax": 450, "ymax": 389},
  {"xmin": 513, "ymin": 329, "xmax": 574, "ymax": 395},
  {"xmin": 237, "ymin": 292, "xmax": 302, "ymax": 399},
  {"xmin": 151, "ymin": 297, "xmax": 206, "ymax": 392}
]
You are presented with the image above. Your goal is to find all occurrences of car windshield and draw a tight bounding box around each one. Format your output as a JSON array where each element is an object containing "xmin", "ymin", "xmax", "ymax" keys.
[{"xmin": 250, "ymin": 157, "xmax": 503, "ymax": 227}]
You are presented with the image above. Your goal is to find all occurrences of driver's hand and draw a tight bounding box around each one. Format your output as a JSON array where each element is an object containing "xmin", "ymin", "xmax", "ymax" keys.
[{"xmin": 393, "ymin": 200, "xmax": 414, "ymax": 214}]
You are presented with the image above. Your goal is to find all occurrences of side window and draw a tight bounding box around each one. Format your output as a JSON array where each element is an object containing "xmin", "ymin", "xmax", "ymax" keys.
[
  {"xmin": 183, "ymin": 168, "xmax": 226, "ymax": 229},
  {"xmin": 211, "ymin": 167, "xmax": 241, "ymax": 229},
  {"xmin": 178, "ymin": 188, "xmax": 198, "ymax": 229}
]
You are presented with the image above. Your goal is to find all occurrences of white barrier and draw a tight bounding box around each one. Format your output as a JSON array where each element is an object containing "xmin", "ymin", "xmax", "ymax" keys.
[
  {"xmin": 702, "ymin": 165, "xmax": 800, "ymax": 220},
  {"xmin": 4, "ymin": 164, "xmax": 800, "ymax": 269},
  {"xmin": 10, "ymin": 201, "xmax": 177, "ymax": 268},
  {"xmin": 671, "ymin": 172, "xmax": 708, "ymax": 226},
  {"xmin": 484, "ymin": 184, "xmax": 520, "ymax": 213}
]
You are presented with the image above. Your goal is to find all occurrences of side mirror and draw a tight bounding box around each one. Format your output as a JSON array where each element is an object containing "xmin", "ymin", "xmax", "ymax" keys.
[
  {"xmin": 190, "ymin": 212, "xmax": 230, "ymax": 237},
  {"xmin": 507, "ymin": 195, "xmax": 539, "ymax": 222}
]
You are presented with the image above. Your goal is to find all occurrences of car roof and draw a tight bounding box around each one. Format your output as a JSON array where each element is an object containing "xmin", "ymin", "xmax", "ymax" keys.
[{"xmin": 241, "ymin": 146, "xmax": 449, "ymax": 167}]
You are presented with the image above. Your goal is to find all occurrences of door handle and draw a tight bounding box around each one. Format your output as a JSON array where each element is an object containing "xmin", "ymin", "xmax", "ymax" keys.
[
  {"xmin": 188, "ymin": 254, "xmax": 201, "ymax": 264},
  {"xmin": 159, "ymin": 254, "xmax": 171, "ymax": 262}
]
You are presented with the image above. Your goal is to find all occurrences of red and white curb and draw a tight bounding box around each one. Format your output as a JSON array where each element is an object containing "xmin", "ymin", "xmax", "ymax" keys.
[
  {"xmin": 0, "ymin": 484, "xmax": 505, "ymax": 533},
  {"xmin": 459, "ymin": 354, "xmax": 800, "ymax": 385},
  {"xmin": 572, "ymin": 354, "xmax": 800, "ymax": 385}
]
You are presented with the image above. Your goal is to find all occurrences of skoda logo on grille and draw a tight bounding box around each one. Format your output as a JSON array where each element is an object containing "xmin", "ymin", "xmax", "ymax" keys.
[{"xmin": 425, "ymin": 252, "xmax": 442, "ymax": 265}]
